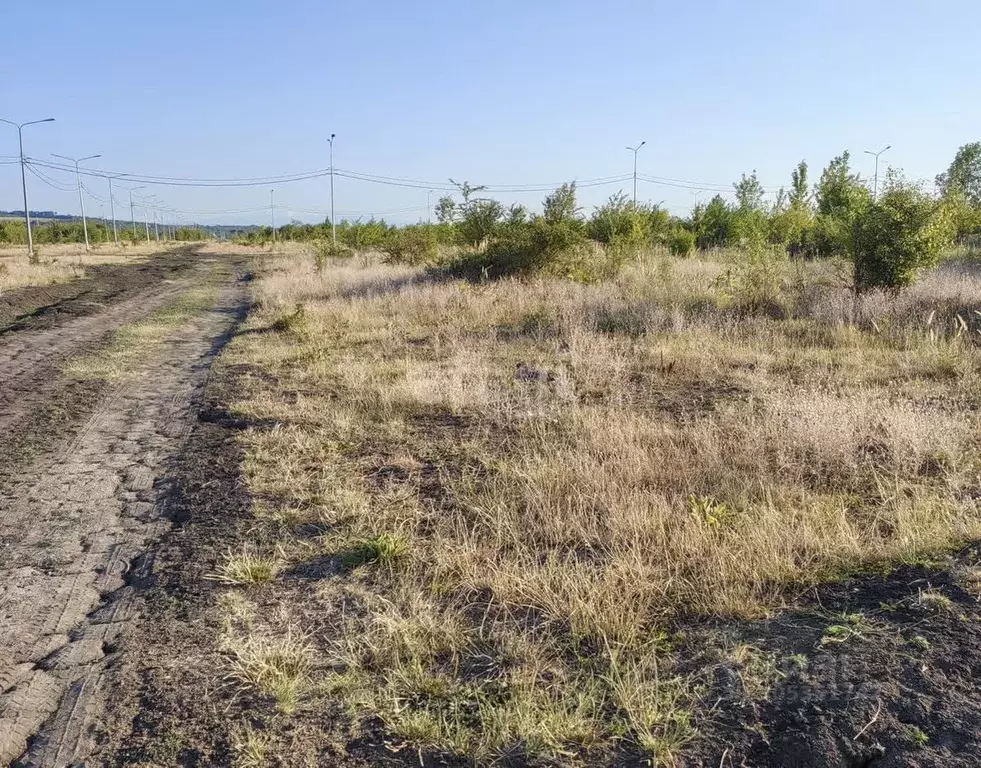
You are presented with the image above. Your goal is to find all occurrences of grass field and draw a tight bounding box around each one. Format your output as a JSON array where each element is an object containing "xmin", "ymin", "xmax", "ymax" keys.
[
  {"xmin": 0, "ymin": 241, "xmax": 170, "ymax": 292},
  {"xmin": 211, "ymin": 245, "xmax": 981, "ymax": 764}
]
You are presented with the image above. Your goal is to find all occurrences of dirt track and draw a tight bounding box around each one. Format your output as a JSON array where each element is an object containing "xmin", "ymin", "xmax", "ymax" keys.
[{"xmin": 0, "ymin": 248, "xmax": 249, "ymax": 766}]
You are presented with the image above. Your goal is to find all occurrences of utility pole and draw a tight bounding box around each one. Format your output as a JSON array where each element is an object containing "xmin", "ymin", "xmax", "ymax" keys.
[
  {"xmin": 270, "ymin": 189, "xmax": 276, "ymax": 241},
  {"xmin": 142, "ymin": 201, "xmax": 151, "ymax": 243},
  {"xmin": 328, "ymin": 133, "xmax": 336, "ymax": 245},
  {"xmin": 52, "ymin": 152, "xmax": 102, "ymax": 252},
  {"xmin": 863, "ymin": 145, "xmax": 891, "ymax": 201},
  {"xmin": 128, "ymin": 186, "xmax": 145, "ymax": 240},
  {"xmin": 626, "ymin": 141, "xmax": 645, "ymax": 206},
  {"xmin": 107, "ymin": 175, "xmax": 118, "ymax": 246},
  {"xmin": 1, "ymin": 116, "xmax": 55, "ymax": 261},
  {"xmin": 427, "ymin": 189, "xmax": 433, "ymax": 226}
]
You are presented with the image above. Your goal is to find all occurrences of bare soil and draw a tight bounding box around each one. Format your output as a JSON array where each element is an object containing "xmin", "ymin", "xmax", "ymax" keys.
[{"xmin": 0, "ymin": 248, "xmax": 250, "ymax": 766}]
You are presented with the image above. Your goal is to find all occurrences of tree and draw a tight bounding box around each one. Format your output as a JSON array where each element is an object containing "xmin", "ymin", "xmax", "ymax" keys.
[
  {"xmin": 696, "ymin": 195, "xmax": 734, "ymax": 249},
  {"xmin": 813, "ymin": 151, "xmax": 870, "ymax": 256},
  {"xmin": 771, "ymin": 161, "xmax": 815, "ymax": 254},
  {"xmin": 435, "ymin": 195, "xmax": 456, "ymax": 224},
  {"xmin": 542, "ymin": 182, "xmax": 580, "ymax": 225},
  {"xmin": 851, "ymin": 172, "xmax": 956, "ymax": 292},
  {"xmin": 731, "ymin": 171, "xmax": 767, "ymax": 246},
  {"xmin": 449, "ymin": 180, "xmax": 505, "ymax": 246},
  {"xmin": 936, "ymin": 142, "xmax": 981, "ymax": 207},
  {"xmin": 789, "ymin": 160, "xmax": 809, "ymax": 210},
  {"xmin": 734, "ymin": 170, "xmax": 765, "ymax": 212}
]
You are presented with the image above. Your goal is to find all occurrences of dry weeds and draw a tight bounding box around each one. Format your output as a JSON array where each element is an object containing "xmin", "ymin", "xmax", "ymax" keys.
[
  {"xmin": 215, "ymin": 247, "xmax": 981, "ymax": 763},
  {"xmin": 0, "ymin": 241, "xmax": 172, "ymax": 291}
]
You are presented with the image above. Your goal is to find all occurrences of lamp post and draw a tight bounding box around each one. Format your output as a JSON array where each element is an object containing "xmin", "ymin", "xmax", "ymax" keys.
[
  {"xmin": 270, "ymin": 189, "xmax": 276, "ymax": 241},
  {"xmin": 106, "ymin": 175, "xmax": 119, "ymax": 246},
  {"xmin": 328, "ymin": 133, "xmax": 336, "ymax": 245},
  {"xmin": 626, "ymin": 141, "xmax": 646, "ymax": 206},
  {"xmin": 52, "ymin": 152, "xmax": 102, "ymax": 252},
  {"xmin": 127, "ymin": 185, "xmax": 146, "ymax": 240},
  {"xmin": 0, "ymin": 116, "xmax": 55, "ymax": 260},
  {"xmin": 863, "ymin": 145, "xmax": 891, "ymax": 201}
]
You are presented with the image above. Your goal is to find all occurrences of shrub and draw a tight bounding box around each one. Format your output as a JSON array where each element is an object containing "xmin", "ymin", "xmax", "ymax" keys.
[
  {"xmin": 382, "ymin": 226, "xmax": 438, "ymax": 265},
  {"xmin": 851, "ymin": 175, "xmax": 956, "ymax": 293},
  {"xmin": 713, "ymin": 244, "xmax": 788, "ymax": 315},
  {"xmin": 439, "ymin": 217, "xmax": 595, "ymax": 281},
  {"xmin": 313, "ymin": 239, "xmax": 352, "ymax": 271},
  {"xmin": 588, "ymin": 192, "xmax": 648, "ymax": 250},
  {"xmin": 667, "ymin": 228, "xmax": 696, "ymax": 257}
]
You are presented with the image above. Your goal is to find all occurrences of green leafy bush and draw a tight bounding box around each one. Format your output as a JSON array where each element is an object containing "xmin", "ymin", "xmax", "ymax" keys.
[
  {"xmin": 382, "ymin": 226, "xmax": 438, "ymax": 265},
  {"xmin": 667, "ymin": 228, "xmax": 696, "ymax": 257},
  {"xmin": 851, "ymin": 175, "xmax": 956, "ymax": 292}
]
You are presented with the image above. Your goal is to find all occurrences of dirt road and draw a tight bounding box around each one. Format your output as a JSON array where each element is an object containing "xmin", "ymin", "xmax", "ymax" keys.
[{"xmin": 0, "ymin": 248, "xmax": 249, "ymax": 766}]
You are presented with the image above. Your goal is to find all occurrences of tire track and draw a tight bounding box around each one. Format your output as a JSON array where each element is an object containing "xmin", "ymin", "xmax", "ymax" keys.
[{"xmin": 0, "ymin": 264, "xmax": 249, "ymax": 766}]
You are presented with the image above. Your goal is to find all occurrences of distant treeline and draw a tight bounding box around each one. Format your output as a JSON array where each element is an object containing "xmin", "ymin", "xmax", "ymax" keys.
[
  {"xmin": 0, "ymin": 219, "xmax": 211, "ymax": 245},
  {"xmin": 243, "ymin": 143, "xmax": 981, "ymax": 292}
]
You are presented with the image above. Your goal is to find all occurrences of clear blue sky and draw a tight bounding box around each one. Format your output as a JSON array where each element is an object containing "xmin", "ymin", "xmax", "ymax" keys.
[{"xmin": 1, "ymin": 0, "xmax": 978, "ymax": 226}]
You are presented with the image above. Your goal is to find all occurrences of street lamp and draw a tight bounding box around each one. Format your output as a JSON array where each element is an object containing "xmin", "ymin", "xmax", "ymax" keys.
[
  {"xmin": 626, "ymin": 141, "xmax": 646, "ymax": 206},
  {"xmin": 52, "ymin": 152, "xmax": 102, "ymax": 252},
  {"xmin": 106, "ymin": 175, "xmax": 120, "ymax": 246},
  {"xmin": 126, "ymin": 185, "xmax": 146, "ymax": 240},
  {"xmin": 270, "ymin": 189, "xmax": 276, "ymax": 241},
  {"xmin": 328, "ymin": 133, "xmax": 336, "ymax": 245},
  {"xmin": 145, "ymin": 196, "xmax": 161, "ymax": 241},
  {"xmin": 0, "ymin": 116, "xmax": 55, "ymax": 260},
  {"xmin": 863, "ymin": 145, "xmax": 891, "ymax": 201}
]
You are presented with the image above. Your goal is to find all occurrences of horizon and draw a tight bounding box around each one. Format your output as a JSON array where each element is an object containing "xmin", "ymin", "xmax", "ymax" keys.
[{"xmin": 2, "ymin": 0, "xmax": 979, "ymax": 226}]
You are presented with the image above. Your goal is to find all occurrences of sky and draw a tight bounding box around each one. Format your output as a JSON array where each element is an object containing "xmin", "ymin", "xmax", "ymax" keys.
[{"xmin": 1, "ymin": 0, "xmax": 979, "ymax": 226}]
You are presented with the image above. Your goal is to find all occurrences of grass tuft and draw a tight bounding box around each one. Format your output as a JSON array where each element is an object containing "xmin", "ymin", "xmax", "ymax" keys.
[
  {"xmin": 211, "ymin": 548, "xmax": 279, "ymax": 585},
  {"xmin": 340, "ymin": 533, "xmax": 410, "ymax": 570},
  {"xmin": 223, "ymin": 631, "xmax": 313, "ymax": 715}
]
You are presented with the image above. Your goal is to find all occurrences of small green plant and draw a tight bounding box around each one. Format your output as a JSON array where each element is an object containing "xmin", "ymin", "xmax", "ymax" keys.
[
  {"xmin": 341, "ymin": 532, "xmax": 410, "ymax": 569},
  {"xmin": 270, "ymin": 303, "xmax": 310, "ymax": 337},
  {"xmin": 731, "ymin": 644, "xmax": 781, "ymax": 700},
  {"xmin": 687, "ymin": 495, "xmax": 734, "ymax": 528},
  {"xmin": 905, "ymin": 724, "xmax": 929, "ymax": 747},
  {"xmin": 785, "ymin": 653, "xmax": 808, "ymax": 671},
  {"xmin": 820, "ymin": 613, "xmax": 869, "ymax": 646},
  {"xmin": 916, "ymin": 589, "xmax": 954, "ymax": 612},
  {"xmin": 909, "ymin": 635, "xmax": 931, "ymax": 651}
]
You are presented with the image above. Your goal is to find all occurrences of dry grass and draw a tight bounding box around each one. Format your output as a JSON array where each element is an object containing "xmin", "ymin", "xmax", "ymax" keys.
[
  {"xmin": 222, "ymin": 630, "xmax": 314, "ymax": 715},
  {"xmin": 65, "ymin": 286, "xmax": 217, "ymax": 380},
  {"xmin": 211, "ymin": 547, "xmax": 280, "ymax": 585},
  {"xmin": 215, "ymin": 246, "xmax": 981, "ymax": 763},
  {"xmin": 0, "ymin": 241, "xmax": 172, "ymax": 291}
]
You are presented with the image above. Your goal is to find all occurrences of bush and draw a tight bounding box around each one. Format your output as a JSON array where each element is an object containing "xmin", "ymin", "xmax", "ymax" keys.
[
  {"xmin": 588, "ymin": 192, "xmax": 649, "ymax": 250},
  {"xmin": 667, "ymin": 228, "xmax": 696, "ymax": 257},
  {"xmin": 713, "ymin": 244, "xmax": 788, "ymax": 315},
  {"xmin": 438, "ymin": 217, "xmax": 597, "ymax": 281},
  {"xmin": 382, "ymin": 226, "xmax": 438, "ymax": 265},
  {"xmin": 851, "ymin": 176, "xmax": 956, "ymax": 293},
  {"xmin": 313, "ymin": 239, "xmax": 352, "ymax": 272}
]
